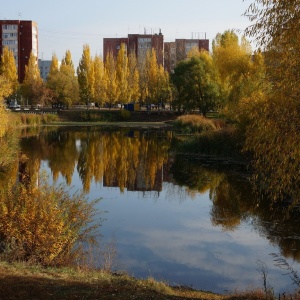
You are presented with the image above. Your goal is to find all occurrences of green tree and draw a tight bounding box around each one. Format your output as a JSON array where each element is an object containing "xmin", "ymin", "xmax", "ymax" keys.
[
  {"xmin": 77, "ymin": 44, "xmax": 94, "ymax": 106},
  {"xmin": 172, "ymin": 53, "xmax": 221, "ymax": 115},
  {"xmin": 156, "ymin": 65, "xmax": 171, "ymax": 108}
]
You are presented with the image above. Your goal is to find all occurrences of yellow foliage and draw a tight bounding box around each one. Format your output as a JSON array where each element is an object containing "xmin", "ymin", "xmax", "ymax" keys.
[{"xmin": 0, "ymin": 176, "xmax": 100, "ymax": 266}]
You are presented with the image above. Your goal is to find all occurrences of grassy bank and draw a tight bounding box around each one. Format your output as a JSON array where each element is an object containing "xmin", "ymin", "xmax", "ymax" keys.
[{"xmin": 0, "ymin": 261, "xmax": 275, "ymax": 300}]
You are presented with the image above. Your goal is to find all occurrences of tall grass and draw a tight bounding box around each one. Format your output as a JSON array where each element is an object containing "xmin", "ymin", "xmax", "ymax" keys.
[
  {"xmin": 173, "ymin": 114, "xmax": 226, "ymax": 134},
  {"xmin": 9, "ymin": 112, "xmax": 59, "ymax": 127},
  {"xmin": 175, "ymin": 128, "xmax": 245, "ymax": 160}
]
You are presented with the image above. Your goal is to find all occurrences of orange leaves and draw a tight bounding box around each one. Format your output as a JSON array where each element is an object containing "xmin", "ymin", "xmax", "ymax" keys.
[{"xmin": 0, "ymin": 176, "xmax": 100, "ymax": 266}]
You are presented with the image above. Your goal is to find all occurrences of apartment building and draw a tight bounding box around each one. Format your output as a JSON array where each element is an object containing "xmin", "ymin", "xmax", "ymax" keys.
[
  {"xmin": 38, "ymin": 59, "xmax": 61, "ymax": 81},
  {"xmin": 103, "ymin": 30, "xmax": 164, "ymax": 66},
  {"xmin": 0, "ymin": 20, "xmax": 38, "ymax": 82},
  {"xmin": 164, "ymin": 38, "xmax": 209, "ymax": 72}
]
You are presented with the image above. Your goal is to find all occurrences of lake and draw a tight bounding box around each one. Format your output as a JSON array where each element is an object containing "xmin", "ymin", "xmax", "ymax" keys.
[{"xmin": 13, "ymin": 127, "xmax": 300, "ymax": 295}]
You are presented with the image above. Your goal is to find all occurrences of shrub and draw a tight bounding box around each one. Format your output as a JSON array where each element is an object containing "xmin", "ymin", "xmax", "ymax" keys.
[
  {"xmin": 119, "ymin": 110, "xmax": 131, "ymax": 121},
  {"xmin": 0, "ymin": 175, "xmax": 100, "ymax": 267},
  {"xmin": 173, "ymin": 114, "xmax": 223, "ymax": 134}
]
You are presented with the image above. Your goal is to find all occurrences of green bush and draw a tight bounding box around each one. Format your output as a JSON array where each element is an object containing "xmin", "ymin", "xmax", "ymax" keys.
[{"xmin": 119, "ymin": 110, "xmax": 131, "ymax": 121}]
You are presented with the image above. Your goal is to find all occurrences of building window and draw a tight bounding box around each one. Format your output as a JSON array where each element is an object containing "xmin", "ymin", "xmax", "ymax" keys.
[
  {"xmin": 2, "ymin": 24, "xmax": 17, "ymax": 30},
  {"xmin": 2, "ymin": 40, "xmax": 18, "ymax": 45}
]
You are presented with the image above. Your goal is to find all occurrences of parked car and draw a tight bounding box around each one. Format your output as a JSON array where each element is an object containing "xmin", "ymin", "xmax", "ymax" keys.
[{"xmin": 9, "ymin": 103, "xmax": 21, "ymax": 110}]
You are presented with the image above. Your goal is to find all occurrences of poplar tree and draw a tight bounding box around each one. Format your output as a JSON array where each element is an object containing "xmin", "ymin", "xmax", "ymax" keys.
[
  {"xmin": 47, "ymin": 50, "xmax": 79, "ymax": 108},
  {"xmin": 127, "ymin": 52, "xmax": 140, "ymax": 103},
  {"xmin": 93, "ymin": 54, "xmax": 107, "ymax": 107},
  {"xmin": 62, "ymin": 49, "xmax": 75, "ymax": 71},
  {"xmin": 21, "ymin": 52, "xmax": 47, "ymax": 107},
  {"xmin": 140, "ymin": 48, "xmax": 168, "ymax": 109},
  {"xmin": 105, "ymin": 51, "xmax": 118, "ymax": 108},
  {"xmin": 116, "ymin": 43, "xmax": 129, "ymax": 106},
  {"xmin": 47, "ymin": 53, "xmax": 59, "ymax": 81},
  {"xmin": 59, "ymin": 50, "xmax": 79, "ymax": 107},
  {"xmin": 0, "ymin": 76, "xmax": 11, "ymax": 137},
  {"xmin": 0, "ymin": 46, "xmax": 18, "ymax": 94},
  {"xmin": 77, "ymin": 44, "xmax": 94, "ymax": 106},
  {"xmin": 148, "ymin": 48, "xmax": 159, "ymax": 105},
  {"xmin": 156, "ymin": 65, "xmax": 171, "ymax": 108}
]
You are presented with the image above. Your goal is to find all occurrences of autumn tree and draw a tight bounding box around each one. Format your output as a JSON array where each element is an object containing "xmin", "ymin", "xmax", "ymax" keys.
[
  {"xmin": 0, "ymin": 46, "xmax": 19, "ymax": 103},
  {"xmin": 127, "ymin": 52, "xmax": 140, "ymax": 103},
  {"xmin": 21, "ymin": 52, "xmax": 50, "ymax": 107},
  {"xmin": 242, "ymin": 0, "xmax": 300, "ymax": 202},
  {"xmin": 212, "ymin": 30, "xmax": 267, "ymax": 125},
  {"xmin": 212, "ymin": 31, "xmax": 251, "ymax": 105},
  {"xmin": 0, "ymin": 76, "xmax": 11, "ymax": 137},
  {"xmin": 138, "ymin": 51, "xmax": 150, "ymax": 106},
  {"xmin": 77, "ymin": 44, "xmax": 94, "ymax": 106},
  {"xmin": 105, "ymin": 51, "xmax": 118, "ymax": 108},
  {"xmin": 116, "ymin": 43, "xmax": 129, "ymax": 106},
  {"xmin": 62, "ymin": 49, "xmax": 75, "ymax": 71},
  {"xmin": 47, "ymin": 51, "xmax": 79, "ymax": 108},
  {"xmin": 47, "ymin": 53, "xmax": 59, "ymax": 80},
  {"xmin": 147, "ymin": 48, "xmax": 159, "ymax": 106},
  {"xmin": 93, "ymin": 54, "xmax": 107, "ymax": 107},
  {"xmin": 139, "ymin": 48, "xmax": 170, "ymax": 109}
]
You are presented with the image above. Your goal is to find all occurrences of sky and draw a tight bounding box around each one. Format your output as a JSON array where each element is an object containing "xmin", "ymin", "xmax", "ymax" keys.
[{"xmin": 0, "ymin": 0, "xmax": 254, "ymax": 67}]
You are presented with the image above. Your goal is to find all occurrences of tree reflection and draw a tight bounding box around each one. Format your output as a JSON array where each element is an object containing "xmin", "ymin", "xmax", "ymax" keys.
[
  {"xmin": 20, "ymin": 128, "xmax": 172, "ymax": 193},
  {"xmin": 251, "ymin": 197, "xmax": 300, "ymax": 262},
  {"xmin": 170, "ymin": 154, "xmax": 300, "ymax": 261},
  {"xmin": 170, "ymin": 155, "xmax": 255, "ymax": 230}
]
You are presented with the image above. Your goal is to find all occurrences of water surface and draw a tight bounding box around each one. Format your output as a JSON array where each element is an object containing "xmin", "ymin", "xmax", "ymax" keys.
[{"xmin": 15, "ymin": 127, "xmax": 300, "ymax": 294}]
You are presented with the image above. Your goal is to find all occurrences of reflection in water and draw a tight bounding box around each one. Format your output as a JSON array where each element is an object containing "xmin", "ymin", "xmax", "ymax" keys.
[
  {"xmin": 20, "ymin": 128, "xmax": 172, "ymax": 193},
  {"xmin": 170, "ymin": 155, "xmax": 256, "ymax": 230},
  {"xmin": 173, "ymin": 155, "xmax": 300, "ymax": 262},
  {"xmin": 2, "ymin": 127, "xmax": 300, "ymax": 293}
]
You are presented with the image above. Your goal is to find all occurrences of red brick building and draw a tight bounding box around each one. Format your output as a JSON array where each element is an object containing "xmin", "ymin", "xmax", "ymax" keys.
[
  {"xmin": 164, "ymin": 38, "xmax": 209, "ymax": 72},
  {"xmin": 0, "ymin": 20, "xmax": 38, "ymax": 82},
  {"xmin": 103, "ymin": 31, "xmax": 164, "ymax": 66}
]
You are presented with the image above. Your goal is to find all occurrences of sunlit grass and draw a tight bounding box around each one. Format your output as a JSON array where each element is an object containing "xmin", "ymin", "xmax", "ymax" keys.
[
  {"xmin": 173, "ymin": 114, "xmax": 226, "ymax": 134},
  {"xmin": 1, "ymin": 260, "xmax": 296, "ymax": 299}
]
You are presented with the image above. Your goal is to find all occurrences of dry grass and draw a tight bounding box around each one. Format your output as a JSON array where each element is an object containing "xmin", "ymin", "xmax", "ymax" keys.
[
  {"xmin": 0, "ymin": 261, "xmax": 226, "ymax": 300},
  {"xmin": 1, "ymin": 261, "xmax": 296, "ymax": 300},
  {"xmin": 173, "ymin": 114, "xmax": 226, "ymax": 134}
]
